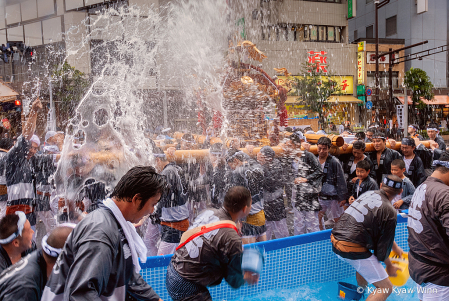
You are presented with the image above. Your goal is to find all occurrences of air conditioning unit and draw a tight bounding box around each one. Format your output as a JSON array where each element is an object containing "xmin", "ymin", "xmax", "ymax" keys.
[{"xmin": 417, "ymin": 0, "xmax": 428, "ymax": 14}]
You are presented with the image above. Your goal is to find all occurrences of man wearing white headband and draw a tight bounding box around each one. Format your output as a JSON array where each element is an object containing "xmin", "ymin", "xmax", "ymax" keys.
[
  {"xmin": 426, "ymin": 122, "xmax": 446, "ymax": 151},
  {"xmin": 408, "ymin": 152, "xmax": 449, "ymax": 300},
  {"xmin": 0, "ymin": 224, "xmax": 74, "ymax": 300},
  {"xmin": 43, "ymin": 166, "xmax": 164, "ymax": 301},
  {"xmin": 332, "ymin": 175, "xmax": 404, "ymax": 300},
  {"xmin": 407, "ymin": 124, "xmax": 423, "ymax": 140},
  {"xmin": 0, "ymin": 211, "xmax": 34, "ymax": 273},
  {"xmin": 4, "ymin": 98, "xmax": 60, "ymax": 234}
]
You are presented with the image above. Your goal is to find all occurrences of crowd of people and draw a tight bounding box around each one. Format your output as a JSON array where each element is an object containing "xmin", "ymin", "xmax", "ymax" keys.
[{"xmin": 0, "ymin": 97, "xmax": 447, "ymax": 300}]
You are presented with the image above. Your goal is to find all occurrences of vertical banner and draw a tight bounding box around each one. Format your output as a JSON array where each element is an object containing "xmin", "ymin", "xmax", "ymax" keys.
[
  {"xmin": 357, "ymin": 52, "xmax": 364, "ymax": 85},
  {"xmin": 348, "ymin": 0, "xmax": 356, "ymax": 18},
  {"xmin": 396, "ymin": 105, "xmax": 404, "ymax": 129}
]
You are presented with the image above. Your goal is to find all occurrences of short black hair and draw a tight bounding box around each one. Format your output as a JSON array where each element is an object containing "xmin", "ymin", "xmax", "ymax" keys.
[
  {"xmin": 153, "ymin": 146, "xmax": 167, "ymax": 161},
  {"xmin": 356, "ymin": 160, "xmax": 370, "ymax": 171},
  {"xmin": 181, "ymin": 133, "xmax": 195, "ymax": 143},
  {"xmin": 210, "ymin": 143, "xmax": 224, "ymax": 154},
  {"xmin": 352, "ymin": 140, "xmax": 366, "ymax": 151},
  {"xmin": 0, "ymin": 138, "xmax": 13, "ymax": 150},
  {"xmin": 435, "ymin": 151, "xmax": 449, "ymax": 174},
  {"xmin": 428, "ymin": 123, "xmax": 439, "ymax": 129},
  {"xmin": 366, "ymin": 128, "xmax": 376, "ymax": 134},
  {"xmin": 0, "ymin": 214, "xmax": 19, "ymax": 241},
  {"xmin": 223, "ymin": 186, "xmax": 251, "ymax": 214},
  {"xmin": 355, "ymin": 131, "xmax": 366, "ymax": 140},
  {"xmin": 111, "ymin": 166, "xmax": 167, "ymax": 211},
  {"xmin": 391, "ymin": 159, "xmax": 406, "ymax": 169},
  {"xmin": 285, "ymin": 127, "xmax": 293, "ymax": 133},
  {"xmin": 226, "ymin": 148, "xmax": 246, "ymax": 162},
  {"xmin": 317, "ymin": 137, "xmax": 332, "ymax": 148}
]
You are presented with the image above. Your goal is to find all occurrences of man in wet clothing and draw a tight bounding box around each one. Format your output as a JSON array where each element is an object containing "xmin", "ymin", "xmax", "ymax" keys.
[
  {"xmin": 153, "ymin": 147, "xmax": 189, "ymax": 255},
  {"xmin": 167, "ymin": 186, "xmax": 259, "ymax": 301},
  {"xmin": 369, "ymin": 131, "xmax": 402, "ymax": 185},
  {"xmin": 426, "ymin": 123, "xmax": 446, "ymax": 151},
  {"xmin": 332, "ymin": 175, "xmax": 404, "ymax": 300},
  {"xmin": 316, "ymin": 137, "xmax": 347, "ymax": 228},
  {"xmin": 42, "ymin": 166, "xmax": 164, "ymax": 301},
  {"xmin": 257, "ymin": 146, "xmax": 289, "ymax": 239},
  {"xmin": 408, "ymin": 152, "xmax": 449, "ymax": 300},
  {"xmin": 0, "ymin": 225, "xmax": 73, "ymax": 301},
  {"xmin": 225, "ymin": 149, "xmax": 265, "ymax": 244}
]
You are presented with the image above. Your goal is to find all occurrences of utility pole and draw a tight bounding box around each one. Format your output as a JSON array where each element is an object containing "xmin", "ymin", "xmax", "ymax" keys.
[{"xmin": 374, "ymin": 0, "xmax": 390, "ymax": 108}]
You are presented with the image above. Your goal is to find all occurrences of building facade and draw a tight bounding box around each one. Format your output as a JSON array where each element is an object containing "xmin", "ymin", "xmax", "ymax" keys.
[{"xmin": 349, "ymin": 0, "xmax": 448, "ymax": 88}]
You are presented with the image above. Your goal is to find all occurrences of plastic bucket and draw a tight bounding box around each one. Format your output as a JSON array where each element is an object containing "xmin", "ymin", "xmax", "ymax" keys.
[
  {"xmin": 388, "ymin": 252, "xmax": 410, "ymax": 287},
  {"xmin": 241, "ymin": 248, "xmax": 264, "ymax": 274},
  {"xmin": 337, "ymin": 282, "xmax": 363, "ymax": 300}
]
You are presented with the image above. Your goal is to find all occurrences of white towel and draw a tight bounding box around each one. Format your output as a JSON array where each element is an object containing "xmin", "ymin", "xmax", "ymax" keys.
[{"xmin": 103, "ymin": 198, "xmax": 147, "ymax": 273}]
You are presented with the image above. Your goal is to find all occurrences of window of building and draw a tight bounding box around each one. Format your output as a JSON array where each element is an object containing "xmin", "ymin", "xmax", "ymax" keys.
[
  {"xmin": 304, "ymin": 26, "xmax": 310, "ymax": 41},
  {"xmin": 367, "ymin": 71, "xmax": 399, "ymax": 89},
  {"xmin": 386, "ymin": 15, "xmax": 397, "ymax": 36},
  {"xmin": 354, "ymin": 30, "xmax": 358, "ymax": 40},
  {"xmin": 287, "ymin": 26, "xmax": 296, "ymax": 41},
  {"xmin": 366, "ymin": 25, "xmax": 373, "ymax": 39},
  {"xmin": 319, "ymin": 26, "xmax": 326, "ymax": 41},
  {"xmin": 336, "ymin": 27, "xmax": 341, "ymax": 42},
  {"xmin": 327, "ymin": 26, "xmax": 335, "ymax": 42},
  {"xmin": 310, "ymin": 26, "xmax": 318, "ymax": 41},
  {"xmin": 297, "ymin": 26, "xmax": 305, "ymax": 42},
  {"xmin": 366, "ymin": 0, "xmax": 373, "ymax": 3}
]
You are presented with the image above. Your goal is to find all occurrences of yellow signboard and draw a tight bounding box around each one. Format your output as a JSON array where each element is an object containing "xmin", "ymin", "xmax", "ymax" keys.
[
  {"xmin": 357, "ymin": 52, "xmax": 364, "ymax": 85},
  {"xmin": 357, "ymin": 41, "xmax": 365, "ymax": 52},
  {"xmin": 275, "ymin": 75, "xmax": 354, "ymax": 95}
]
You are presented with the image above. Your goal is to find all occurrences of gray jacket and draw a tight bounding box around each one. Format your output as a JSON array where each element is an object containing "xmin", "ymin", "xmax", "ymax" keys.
[{"xmin": 399, "ymin": 177, "xmax": 415, "ymax": 209}]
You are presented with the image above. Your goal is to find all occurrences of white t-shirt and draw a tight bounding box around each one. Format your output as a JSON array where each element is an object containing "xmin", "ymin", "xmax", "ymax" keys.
[
  {"xmin": 404, "ymin": 158, "xmax": 413, "ymax": 173},
  {"xmin": 321, "ymin": 162, "xmax": 325, "ymax": 171}
]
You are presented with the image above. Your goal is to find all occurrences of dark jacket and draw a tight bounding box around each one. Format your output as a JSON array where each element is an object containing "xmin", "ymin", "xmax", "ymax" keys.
[
  {"xmin": 369, "ymin": 148, "xmax": 402, "ymax": 185},
  {"xmin": 42, "ymin": 205, "xmax": 160, "ymax": 301},
  {"xmin": 0, "ymin": 250, "xmax": 47, "ymax": 301},
  {"xmin": 293, "ymin": 151, "xmax": 324, "ymax": 211},
  {"xmin": 434, "ymin": 135, "xmax": 446, "ymax": 151},
  {"xmin": 341, "ymin": 154, "xmax": 376, "ymax": 198},
  {"xmin": 352, "ymin": 177, "xmax": 379, "ymax": 200},
  {"xmin": 408, "ymin": 177, "xmax": 449, "ymax": 286},
  {"xmin": 403, "ymin": 155, "xmax": 427, "ymax": 188},
  {"xmin": 261, "ymin": 158, "xmax": 286, "ymax": 221},
  {"xmin": 198, "ymin": 161, "xmax": 227, "ymax": 208},
  {"xmin": 171, "ymin": 207, "xmax": 245, "ymax": 289},
  {"xmin": 224, "ymin": 158, "xmax": 264, "ymax": 215},
  {"xmin": 319, "ymin": 155, "xmax": 348, "ymax": 202},
  {"xmin": 332, "ymin": 190, "xmax": 397, "ymax": 261}
]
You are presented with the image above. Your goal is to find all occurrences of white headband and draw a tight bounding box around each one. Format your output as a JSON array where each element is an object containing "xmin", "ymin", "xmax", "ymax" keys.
[
  {"xmin": 433, "ymin": 160, "xmax": 449, "ymax": 168},
  {"xmin": 0, "ymin": 211, "xmax": 26, "ymax": 245},
  {"xmin": 30, "ymin": 135, "xmax": 40, "ymax": 147},
  {"xmin": 41, "ymin": 223, "xmax": 76, "ymax": 257},
  {"xmin": 427, "ymin": 128, "xmax": 439, "ymax": 132}
]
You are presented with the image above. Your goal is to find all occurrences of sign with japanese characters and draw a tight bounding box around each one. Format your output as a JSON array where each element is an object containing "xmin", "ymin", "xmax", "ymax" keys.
[
  {"xmin": 357, "ymin": 52, "xmax": 364, "ymax": 85},
  {"xmin": 308, "ymin": 51, "xmax": 328, "ymax": 73},
  {"xmin": 366, "ymin": 52, "xmax": 391, "ymax": 64},
  {"xmin": 275, "ymin": 75, "xmax": 354, "ymax": 95}
]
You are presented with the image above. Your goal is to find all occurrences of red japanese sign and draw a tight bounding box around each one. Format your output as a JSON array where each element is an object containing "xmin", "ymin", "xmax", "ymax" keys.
[{"xmin": 308, "ymin": 51, "xmax": 328, "ymax": 73}]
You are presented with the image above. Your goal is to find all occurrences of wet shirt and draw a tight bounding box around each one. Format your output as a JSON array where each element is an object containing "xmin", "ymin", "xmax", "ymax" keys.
[
  {"xmin": 332, "ymin": 190, "xmax": 397, "ymax": 261},
  {"xmin": 42, "ymin": 205, "xmax": 160, "ymax": 301},
  {"xmin": 319, "ymin": 155, "xmax": 347, "ymax": 202},
  {"xmin": 402, "ymin": 155, "xmax": 426, "ymax": 188},
  {"xmin": 171, "ymin": 207, "xmax": 245, "ymax": 289},
  {"xmin": 408, "ymin": 177, "xmax": 449, "ymax": 286},
  {"xmin": 369, "ymin": 148, "xmax": 402, "ymax": 185},
  {"xmin": 0, "ymin": 250, "xmax": 47, "ymax": 301}
]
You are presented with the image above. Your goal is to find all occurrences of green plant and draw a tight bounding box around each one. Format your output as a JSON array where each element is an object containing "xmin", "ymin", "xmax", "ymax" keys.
[
  {"xmin": 290, "ymin": 63, "xmax": 341, "ymax": 130},
  {"xmin": 50, "ymin": 61, "xmax": 90, "ymax": 129},
  {"xmin": 404, "ymin": 68, "xmax": 434, "ymax": 124}
]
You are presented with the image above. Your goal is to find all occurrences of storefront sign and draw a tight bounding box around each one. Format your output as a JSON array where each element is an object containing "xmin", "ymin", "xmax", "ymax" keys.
[
  {"xmin": 357, "ymin": 85, "xmax": 365, "ymax": 96},
  {"xmin": 1, "ymin": 118, "xmax": 10, "ymax": 130},
  {"xmin": 308, "ymin": 51, "xmax": 328, "ymax": 73},
  {"xmin": 357, "ymin": 52, "xmax": 364, "ymax": 85},
  {"xmin": 397, "ymin": 105, "xmax": 404, "ymax": 129},
  {"xmin": 275, "ymin": 75, "xmax": 354, "ymax": 95},
  {"xmin": 348, "ymin": 0, "xmax": 356, "ymax": 18},
  {"xmin": 357, "ymin": 42, "xmax": 365, "ymax": 52},
  {"xmin": 366, "ymin": 52, "xmax": 391, "ymax": 64}
]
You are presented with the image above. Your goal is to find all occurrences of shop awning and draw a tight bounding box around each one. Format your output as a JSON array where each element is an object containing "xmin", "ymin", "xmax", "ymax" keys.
[
  {"xmin": 396, "ymin": 95, "xmax": 449, "ymax": 105},
  {"xmin": 286, "ymin": 95, "xmax": 361, "ymax": 104},
  {"xmin": 328, "ymin": 96, "xmax": 362, "ymax": 103},
  {"xmin": 0, "ymin": 82, "xmax": 18, "ymax": 103}
]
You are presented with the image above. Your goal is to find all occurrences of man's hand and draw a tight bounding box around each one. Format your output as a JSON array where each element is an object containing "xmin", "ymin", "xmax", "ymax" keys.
[
  {"xmin": 245, "ymin": 144, "xmax": 255, "ymax": 155},
  {"xmin": 393, "ymin": 199, "xmax": 404, "ymax": 209},
  {"xmin": 294, "ymin": 177, "xmax": 307, "ymax": 184},
  {"xmin": 385, "ymin": 258, "xmax": 401, "ymax": 277},
  {"xmin": 388, "ymin": 139, "xmax": 397, "ymax": 149},
  {"xmin": 31, "ymin": 98, "xmax": 43, "ymax": 112},
  {"xmin": 392, "ymin": 241, "xmax": 404, "ymax": 258},
  {"xmin": 351, "ymin": 177, "xmax": 358, "ymax": 184},
  {"xmin": 301, "ymin": 142, "xmax": 311, "ymax": 151},
  {"xmin": 166, "ymin": 147, "xmax": 176, "ymax": 158},
  {"xmin": 341, "ymin": 143, "xmax": 349, "ymax": 151},
  {"xmin": 348, "ymin": 196, "xmax": 355, "ymax": 204},
  {"xmin": 339, "ymin": 200, "xmax": 347, "ymax": 207},
  {"xmin": 430, "ymin": 141, "xmax": 439, "ymax": 150},
  {"xmin": 244, "ymin": 271, "xmax": 259, "ymax": 285}
]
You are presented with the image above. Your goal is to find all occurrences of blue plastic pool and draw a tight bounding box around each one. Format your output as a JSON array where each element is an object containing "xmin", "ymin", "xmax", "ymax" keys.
[{"xmin": 234, "ymin": 277, "xmax": 419, "ymax": 301}]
